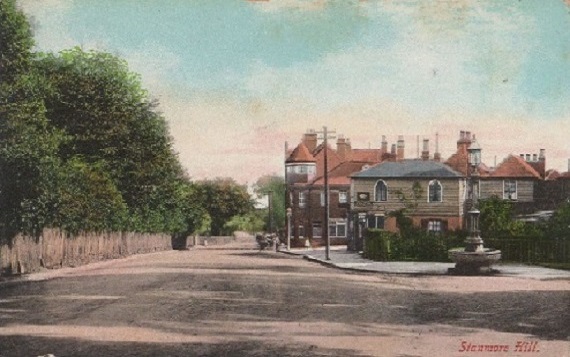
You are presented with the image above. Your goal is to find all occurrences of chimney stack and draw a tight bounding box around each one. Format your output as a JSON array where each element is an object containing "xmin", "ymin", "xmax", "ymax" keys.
[
  {"xmin": 457, "ymin": 130, "xmax": 471, "ymax": 151},
  {"xmin": 336, "ymin": 135, "xmax": 351, "ymax": 161},
  {"xmin": 302, "ymin": 129, "xmax": 318, "ymax": 153},
  {"xmin": 397, "ymin": 135, "xmax": 405, "ymax": 160},
  {"xmin": 434, "ymin": 132, "xmax": 441, "ymax": 162},
  {"xmin": 421, "ymin": 138, "xmax": 430, "ymax": 160},
  {"xmin": 539, "ymin": 149, "xmax": 545, "ymax": 161}
]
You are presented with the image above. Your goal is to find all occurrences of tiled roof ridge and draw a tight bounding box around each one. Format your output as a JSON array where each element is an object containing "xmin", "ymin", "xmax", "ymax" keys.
[
  {"xmin": 490, "ymin": 154, "xmax": 541, "ymax": 179},
  {"xmin": 286, "ymin": 141, "xmax": 316, "ymax": 163}
]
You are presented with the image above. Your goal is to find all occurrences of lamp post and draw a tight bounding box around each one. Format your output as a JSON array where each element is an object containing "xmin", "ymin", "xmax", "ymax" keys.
[
  {"xmin": 267, "ymin": 190, "xmax": 273, "ymax": 234},
  {"xmin": 286, "ymin": 208, "xmax": 292, "ymax": 251},
  {"xmin": 465, "ymin": 136, "xmax": 484, "ymax": 252}
]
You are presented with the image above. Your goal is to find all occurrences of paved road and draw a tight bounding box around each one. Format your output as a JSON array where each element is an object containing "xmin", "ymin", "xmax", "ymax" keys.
[{"xmin": 0, "ymin": 240, "xmax": 568, "ymax": 356}]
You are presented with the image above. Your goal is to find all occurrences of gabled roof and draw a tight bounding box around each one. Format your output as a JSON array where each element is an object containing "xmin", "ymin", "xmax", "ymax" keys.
[
  {"xmin": 285, "ymin": 142, "xmax": 316, "ymax": 163},
  {"xmin": 352, "ymin": 159, "xmax": 462, "ymax": 178},
  {"xmin": 311, "ymin": 161, "xmax": 370, "ymax": 186},
  {"xmin": 489, "ymin": 155, "xmax": 541, "ymax": 179}
]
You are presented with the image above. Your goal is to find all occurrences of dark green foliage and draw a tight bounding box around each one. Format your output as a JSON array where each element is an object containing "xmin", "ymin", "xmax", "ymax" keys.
[
  {"xmin": 0, "ymin": 0, "xmax": 34, "ymax": 82},
  {"xmin": 364, "ymin": 227, "xmax": 465, "ymax": 262},
  {"xmin": 363, "ymin": 229, "xmax": 393, "ymax": 261},
  {"xmin": 0, "ymin": 8, "xmax": 204, "ymax": 238},
  {"xmin": 0, "ymin": 78, "xmax": 63, "ymax": 238},
  {"xmin": 544, "ymin": 202, "xmax": 570, "ymax": 240},
  {"xmin": 193, "ymin": 178, "xmax": 254, "ymax": 236},
  {"xmin": 478, "ymin": 195, "xmax": 527, "ymax": 238},
  {"xmin": 50, "ymin": 158, "xmax": 128, "ymax": 234}
]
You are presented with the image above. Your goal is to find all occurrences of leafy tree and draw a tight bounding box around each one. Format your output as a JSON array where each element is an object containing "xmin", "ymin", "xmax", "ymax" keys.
[
  {"xmin": 193, "ymin": 178, "xmax": 254, "ymax": 236},
  {"xmin": 253, "ymin": 175, "xmax": 286, "ymax": 232},
  {"xmin": 0, "ymin": 0, "xmax": 34, "ymax": 83},
  {"xmin": 223, "ymin": 211, "xmax": 265, "ymax": 234},
  {"xmin": 50, "ymin": 157, "xmax": 128, "ymax": 234},
  {"xmin": 478, "ymin": 196, "xmax": 526, "ymax": 238},
  {"xmin": 544, "ymin": 202, "xmax": 570, "ymax": 240},
  {"xmin": 0, "ymin": 72, "xmax": 64, "ymax": 237},
  {"xmin": 35, "ymin": 48, "xmax": 193, "ymax": 234}
]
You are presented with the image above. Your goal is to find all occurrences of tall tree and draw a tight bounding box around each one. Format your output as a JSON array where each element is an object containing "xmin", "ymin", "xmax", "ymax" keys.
[
  {"xmin": 193, "ymin": 178, "xmax": 254, "ymax": 236},
  {"xmin": 0, "ymin": 1, "xmax": 64, "ymax": 237},
  {"xmin": 253, "ymin": 175, "xmax": 286, "ymax": 232},
  {"xmin": 0, "ymin": 0, "xmax": 34, "ymax": 83},
  {"xmin": 35, "ymin": 48, "xmax": 192, "ymax": 234}
]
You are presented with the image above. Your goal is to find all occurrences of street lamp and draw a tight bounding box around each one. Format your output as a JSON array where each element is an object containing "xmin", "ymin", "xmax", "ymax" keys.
[
  {"xmin": 267, "ymin": 190, "xmax": 273, "ymax": 234},
  {"xmin": 465, "ymin": 136, "xmax": 483, "ymax": 252},
  {"xmin": 286, "ymin": 208, "xmax": 292, "ymax": 251}
]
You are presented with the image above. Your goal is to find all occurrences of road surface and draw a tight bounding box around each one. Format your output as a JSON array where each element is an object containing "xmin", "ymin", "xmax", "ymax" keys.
[{"xmin": 0, "ymin": 239, "xmax": 568, "ymax": 356}]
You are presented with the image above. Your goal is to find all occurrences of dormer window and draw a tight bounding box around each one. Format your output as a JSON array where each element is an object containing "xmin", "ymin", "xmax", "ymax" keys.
[{"xmin": 428, "ymin": 180, "xmax": 442, "ymax": 202}]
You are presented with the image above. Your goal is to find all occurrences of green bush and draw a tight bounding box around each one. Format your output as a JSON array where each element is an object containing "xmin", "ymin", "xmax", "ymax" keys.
[
  {"xmin": 364, "ymin": 227, "xmax": 467, "ymax": 262},
  {"xmin": 364, "ymin": 229, "xmax": 394, "ymax": 261}
]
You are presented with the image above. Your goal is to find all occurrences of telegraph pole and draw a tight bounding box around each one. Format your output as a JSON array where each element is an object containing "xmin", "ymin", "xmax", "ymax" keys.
[{"xmin": 316, "ymin": 126, "xmax": 336, "ymax": 260}]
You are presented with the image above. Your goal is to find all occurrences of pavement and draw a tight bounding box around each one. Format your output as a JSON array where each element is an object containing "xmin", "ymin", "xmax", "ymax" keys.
[{"xmin": 279, "ymin": 245, "xmax": 570, "ymax": 280}]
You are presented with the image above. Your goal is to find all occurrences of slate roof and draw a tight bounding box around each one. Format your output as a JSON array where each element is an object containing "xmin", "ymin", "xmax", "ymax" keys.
[{"xmin": 351, "ymin": 159, "xmax": 462, "ymax": 178}]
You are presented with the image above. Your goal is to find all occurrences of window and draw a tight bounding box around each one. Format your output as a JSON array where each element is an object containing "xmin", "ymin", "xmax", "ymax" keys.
[
  {"xmin": 339, "ymin": 190, "xmax": 348, "ymax": 204},
  {"xmin": 427, "ymin": 220, "xmax": 442, "ymax": 232},
  {"xmin": 367, "ymin": 215, "xmax": 385, "ymax": 229},
  {"xmin": 320, "ymin": 191, "xmax": 325, "ymax": 207},
  {"xmin": 423, "ymin": 219, "xmax": 447, "ymax": 233},
  {"xmin": 298, "ymin": 225, "xmax": 304, "ymax": 238},
  {"xmin": 329, "ymin": 220, "xmax": 347, "ymax": 237},
  {"xmin": 312, "ymin": 222, "xmax": 322, "ymax": 237},
  {"xmin": 298, "ymin": 192, "xmax": 306, "ymax": 207},
  {"xmin": 375, "ymin": 180, "xmax": 388, "ymax": 201},
  {"xmin": 504, "ymin": 180, "xmax": 517, "ymax": 200},
  {"xmin": 428, "ymin": 180, "xmax": 442, "ymax": 202}
]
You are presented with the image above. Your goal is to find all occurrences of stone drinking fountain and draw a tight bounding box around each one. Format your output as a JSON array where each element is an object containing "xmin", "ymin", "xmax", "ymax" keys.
[{"xmin": 449, "ymin": 137, "xmax": 501, "ymax": 275}]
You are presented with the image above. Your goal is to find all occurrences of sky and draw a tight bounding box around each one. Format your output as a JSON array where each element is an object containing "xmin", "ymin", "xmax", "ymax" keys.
[{"xmin": 17, "ymin": 0, "xmax": 570, "ymax": 184}]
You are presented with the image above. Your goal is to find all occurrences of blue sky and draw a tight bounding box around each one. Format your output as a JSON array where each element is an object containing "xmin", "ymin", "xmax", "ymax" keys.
[{"xmin": 19, "ymin": 0, "xmax": 570, "ymax": 183}]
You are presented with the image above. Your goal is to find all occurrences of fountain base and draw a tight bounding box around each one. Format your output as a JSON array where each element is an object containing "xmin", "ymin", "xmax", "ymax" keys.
[{"xmin": 448, "ymin": 248, "xmax": 502, "ymax": 275}]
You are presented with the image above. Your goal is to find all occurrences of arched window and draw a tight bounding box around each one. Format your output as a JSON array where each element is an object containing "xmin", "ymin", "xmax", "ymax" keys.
[
  {"xmin": 375, "ymin": 180, "xmax": 388, "ymax": 201},
  {"xmin": 428, "ymin": 180, "xmax": 442, "ymax": 202}
]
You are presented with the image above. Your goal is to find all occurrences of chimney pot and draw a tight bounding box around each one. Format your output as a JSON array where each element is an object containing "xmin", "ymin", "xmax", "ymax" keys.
[
  {"xmin": 532, "ymin": 154, "xmax": 538, "ymax": 162},
  {"xmin": 539, "ymin": 149, "xmax": 545, "ymax": 160},
  {"xmin": 526, "ymin": 154, "xmax": 531, "ymax": 162},
  {"xmin": 421, "ymin": 139, "xmax": 430, "ymax": 160},
  {"xmin": 460, "ymin": 130, "xmax": 465, "ymax": 139},
  {"xmin": 396, "ymin": 135, "xmax": 405, "ymax": 160}
]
